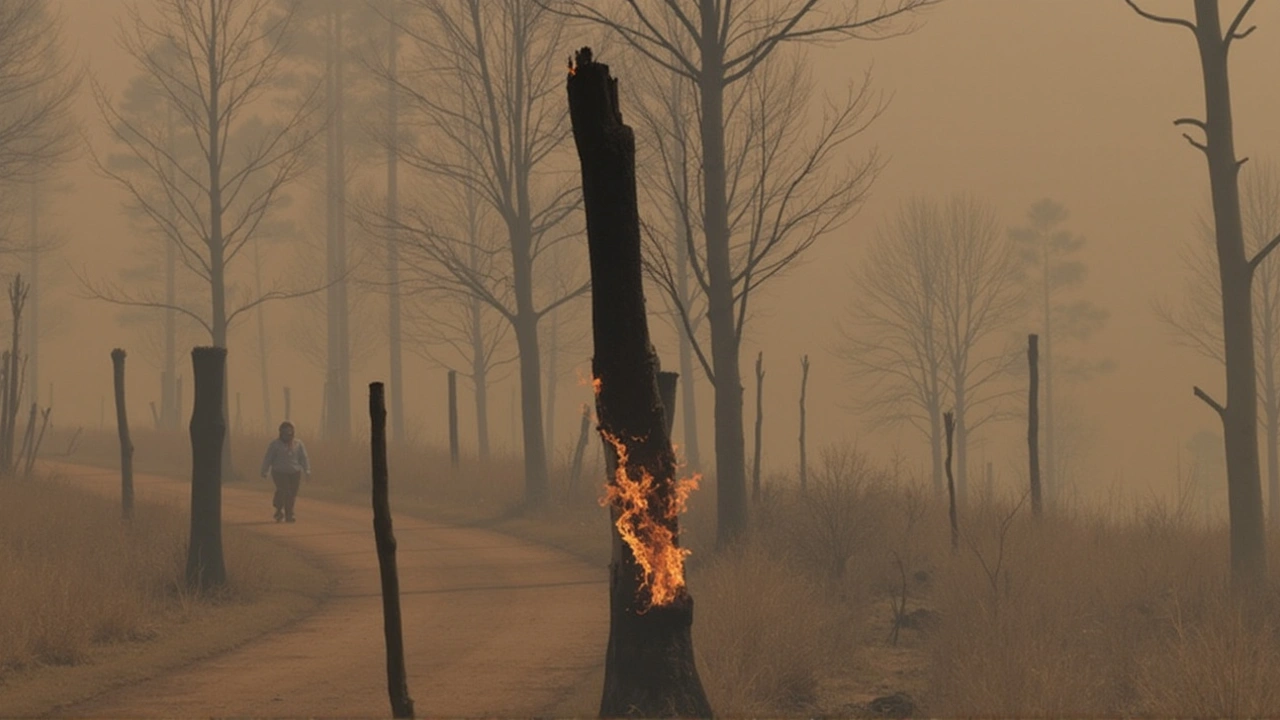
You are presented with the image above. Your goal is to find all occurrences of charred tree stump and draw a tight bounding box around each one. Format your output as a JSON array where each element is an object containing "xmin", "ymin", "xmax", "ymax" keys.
[
  {"xmin": 23, "ymin": 407, "xmax": 50, "ymax": 479},
  {"xmin": 658, "ymin": 371, "xmax": 678, "ymax": 437},
  {"xmin": 568, "ymin": 404, "xmax": 592, "ymax": 494},
  {"xmin": 369, "ymin": 382, "xmax": 415, "ymax": 719},
  {"xmin": 447, "ymin": 369, "xmax": 459, "ymax": 469},
  {"xmin": 112, "ymin": 349, "xmax": 134, "ymax": 521},
  {"xmin": 568, "ymin": 48, "xmax": 712, "ymax": 719},
  {"xmin": 799, "ymin": 354, "xmax": 810, "ymax": 492},
  {"xmin": 1028, "ymin": 334, "xmax": 1042, "ymax": 518},
  {"xmin": 945, "ymin": 410, "xmax": 958, "ymax": 554},
  {"xmin": 186, "ymin": 347, "xmax": 227, "ymax": 591},
  {"xmin": 752, "ymin": 351, "xmax": 764, "ymax": 502}
]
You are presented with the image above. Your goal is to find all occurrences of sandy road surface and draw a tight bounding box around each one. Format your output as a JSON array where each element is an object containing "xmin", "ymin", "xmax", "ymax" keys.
[{"xmin": 42, "ymin": 463, "xmax": 608, "ymax": 718}]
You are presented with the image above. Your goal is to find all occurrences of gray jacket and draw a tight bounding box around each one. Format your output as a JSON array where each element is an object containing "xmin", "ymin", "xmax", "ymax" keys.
[{"xmin": 261, "ymin": 438, "xmax": 311, "ymax": 476}]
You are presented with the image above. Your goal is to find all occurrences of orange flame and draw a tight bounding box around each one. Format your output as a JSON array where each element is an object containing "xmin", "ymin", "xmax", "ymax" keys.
[
  {"xmin": 567, "ymin": 56, "xmax": 576, "ymax": 77},
  {"xmin": 599, "ymin": 428, "xmax": 699, "ymax": 611}
]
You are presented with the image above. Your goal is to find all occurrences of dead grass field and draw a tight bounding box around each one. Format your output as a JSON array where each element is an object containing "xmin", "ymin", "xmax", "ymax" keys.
[
  {"xmin": 51, "ymin": 425, "xmax": 1280, "ymax": 717},
  {"xmin": 0, "ymin": 469, "xmax": 327, "ymax": 717}
]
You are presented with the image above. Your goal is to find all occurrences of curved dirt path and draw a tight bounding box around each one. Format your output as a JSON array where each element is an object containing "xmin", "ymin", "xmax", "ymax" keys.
[{"xmin": 43, "ymin": 463, "xmax": 608, "ymax": 718}]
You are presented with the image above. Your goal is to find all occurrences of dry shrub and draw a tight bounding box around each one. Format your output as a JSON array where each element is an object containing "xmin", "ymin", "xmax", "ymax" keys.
[
  {"xmin": 924, "ymin": 488, "xmax": 1280, "ymax": 717},
  {"xmin": 1135, "ymin": 590, "xmax": 1280, "ymax": 717},
  {"xmin": 689, "ymin": 538, "xmax": 847, "ymax": 716},
  {"xmin": 0, "ymin": 472, "xmax": 282, "ymax": 679},
  {"xmin": 0, "ymin": 476, "xmax": 185, "ymax": 674}
]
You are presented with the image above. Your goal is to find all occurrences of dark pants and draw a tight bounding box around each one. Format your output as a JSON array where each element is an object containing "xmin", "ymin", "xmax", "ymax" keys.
[{"xmin": 271, "ymin": 470, "xmax": 302, "ymax": 517}]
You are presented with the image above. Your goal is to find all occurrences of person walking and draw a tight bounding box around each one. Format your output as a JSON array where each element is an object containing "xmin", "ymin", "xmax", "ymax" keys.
[{"xmin": 260, "ymin": 421, "xmax": 311, "ymax": 523}]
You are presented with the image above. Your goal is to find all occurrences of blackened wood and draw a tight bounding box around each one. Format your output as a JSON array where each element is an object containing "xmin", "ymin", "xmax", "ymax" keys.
[
  {"xmin": 945, "ymin": 410, "xmax": 958, "ymax": 553},
  {"xmin": 112, "ymin": 349, "xmax": 134, "ymax": 521},
  {"xmin": 447, "ymin": 369, "xmax": 459, "ymax": 468},
  {"xmin": 369, "ymin": 382, "xmax": 415, "ymax": 719},
  {"xmin": 568, "ymin": 47, "xmax": 712, "ymax": 719},
  {"xmin": 1028, "ymin": 334, "xmax": 1042, "ymax": 517},
  {"xmin": 186, "ymin": 347, "xmax": 227, "ymax": 591}
]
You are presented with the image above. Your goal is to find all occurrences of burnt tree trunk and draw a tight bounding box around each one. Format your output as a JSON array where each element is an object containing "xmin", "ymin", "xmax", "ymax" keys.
[
  {"xmin": 752, "ymin": 351, "xmax": 764, "ymax": 502},
  {"xmin": 799, "ymin": 354, "xmax": 810, "ymax": 492},
  {"xmin": 448, "ymin": 369, "xmax": 459, "ymax": 469},
  {"xmin": 1028, "ymin": 334, "xmax": 1042, "ymax": 517},
  {"xmin": 186, "ymin": 347, "xmax": 227, "ymax": 591},
  {"xmin": 112, "ymin": 349, "xmax": 134, "ymax": 521},
  {"xmin": 567, "ymin": 49, "xmax": 712, "ymax": 719},
  {"xmin": 569, "ymin": 403, "xmax": 592, "ymax": 494},
  {"xmin": 945, "ymin": 410, "xmax": 958, "ymax": 554},
  {"xmin": 369, "ymin": 382, "xmax": 415, "ymax": 719}
]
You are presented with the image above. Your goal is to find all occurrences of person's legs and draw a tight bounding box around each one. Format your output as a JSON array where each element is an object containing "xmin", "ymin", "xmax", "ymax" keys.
[
  {"xmin": 270, "ymin": 471, "xmax": 286, "ymax": 521},
  {"xmin": 284, "ymin": 471, "xmax": 302, "ymax": 521}
]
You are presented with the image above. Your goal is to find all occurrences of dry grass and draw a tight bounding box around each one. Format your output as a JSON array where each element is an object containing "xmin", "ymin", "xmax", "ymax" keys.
[
  {"xmin": 49, "ymin": 426, "xmax": 1280, "ymax": 717},
  {"xmin": 0, "ymin": 471, "xmax": 290, "ymax": 681}
]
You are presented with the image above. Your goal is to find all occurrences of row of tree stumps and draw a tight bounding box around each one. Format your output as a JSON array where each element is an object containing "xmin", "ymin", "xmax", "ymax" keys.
[{"xmin": 112, "ymin": 345, "xmax": 416, "ymax": 718}]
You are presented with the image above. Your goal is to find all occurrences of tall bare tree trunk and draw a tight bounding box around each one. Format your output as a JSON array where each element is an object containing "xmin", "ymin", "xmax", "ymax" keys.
[
  {"xmin": 1042, "ymin": 250, "xmax": 1055, "ymax": 504},
  {"xmin": 1029, "ymin": 334, "xmax": 1042, "ymax": 517},
  {"xmin": 470, "ymin": 295, "xmax": 490, "ymax": 461},
  {"xmin": 26, "ymin": 181, "xmax": 37, "ymax": 409},
  {"xmin": 799, "ymin": 354, "xmax": 809, "ymax": 491},
  {"xmin": 448, "ymin": 369, "xmax": 459, "ymax": 469},
  {"xmin": 952, "ymin": 361, "xmax": 968, "ymax": 506},
  {"xmin": 945, "ymin": 410, "xmax": 958, "ymax": 553},
  {"xmin": 568, "ymin": 51, "xmax": 712, "ymax": 717},
  {"xmin": 163, "ymin": 103, "xmax": 178, "ymax": 430},
  {"xmin": 187, "ymin": 346, "xmax": 227, "ymax": 591},
  {"xmin": 368, "ymin": 382, "xmax": 414, "ymax": 719},
  {"xmin": 697, "ymin": 38, "xmax": 749, "ymax": 546},
  {"xmin": 670, "ymin": 86, "xmax": 701, "ymax": 470},
  {"xmin": 253, "ymin": 235, "xmax": 271, "ymax": 432},
  {"xmin": 386, "ymin": 8, "xmax": 404, "ymax": 447},
  {"xmin": 752, "ymin": 351, "xmax": 763, "ymax": 502},
  {"xmin": 325, "ymin": 6, "xmax": 352, "ymax": 442},
  {"xmin": 112, "ymin": 349, "xmax": 133, "ymax": 521},
  {"xmin": 544, "ymin": 307, "xmax": 559, "ymax": 460},
  {"xmin": 1189, "ymin": 0, "xmax": 1267, "ymax": 587}
]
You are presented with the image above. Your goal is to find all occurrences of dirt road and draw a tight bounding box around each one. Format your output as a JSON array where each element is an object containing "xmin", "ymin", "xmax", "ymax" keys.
[{"xmin": 44, "ymin": 463, "xmax": 608, "ymax": 718}]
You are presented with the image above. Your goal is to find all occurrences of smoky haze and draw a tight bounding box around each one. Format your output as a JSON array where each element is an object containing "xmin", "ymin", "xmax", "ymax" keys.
[{"xmin": 43, "ymin": 0, "xmax": 1272, "ymax": 508}]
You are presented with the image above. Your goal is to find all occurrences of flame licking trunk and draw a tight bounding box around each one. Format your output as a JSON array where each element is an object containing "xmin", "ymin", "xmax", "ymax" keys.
[{"xmin": 567, "ymin": 48, "xmax": 712, "ymax": 718}]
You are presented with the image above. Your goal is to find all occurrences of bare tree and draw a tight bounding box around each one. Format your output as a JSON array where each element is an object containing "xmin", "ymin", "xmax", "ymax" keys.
[
  {"xmin": 1156, "ymin": 158, "xmax": 1280, "ymax": 531},
  {"xmin": 371, "ymin": 0, "xmax": 585, "ymax": 504},
  {"xmin": 560, "ymin": 0, "xmax": 932, "ymax": 544},
  {"xmin": 0, "ymin": 0, "xmax": 78, "ymax": 187},
  {"xmin": 84, "ymin": 0, "xmax": 320, "ymax": 479},
  {"xmin": 836, "ymin": 195, "xmax": 1022, "ymax": 501},
  {"xmin": 1009, "ymin": 198, "xmax": 1109, "ymax": 503},
  {"xmin": 1127, "ymin": 0, "xmax": 1269, "ymax": 588}
]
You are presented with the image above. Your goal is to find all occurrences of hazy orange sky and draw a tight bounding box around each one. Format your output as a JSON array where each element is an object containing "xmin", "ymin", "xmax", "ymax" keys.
[{"xmin": 38, "ymin": 0, "xmax": 1280, "ymax": 505}]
